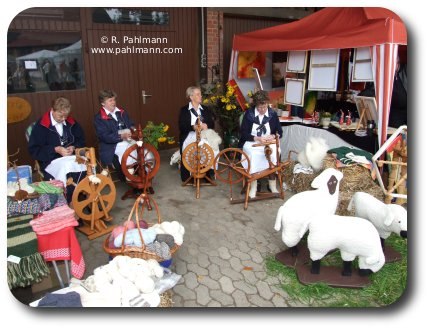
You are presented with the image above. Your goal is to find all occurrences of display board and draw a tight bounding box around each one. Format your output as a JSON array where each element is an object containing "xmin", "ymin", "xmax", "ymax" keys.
[
  {"xmin": 286, "ymin": 51, "xmax": 308, "ymax": 73},
  {"xmin": 308, "ymin": 49, "xmax": 339, "ymax": 91},
  {"xmin": 352, "ymin": 47, "xmax": 373, "ymax": 82},
  {"xmin": 284, "ymin": 78, "xmax": 306, "ymax": 106}
]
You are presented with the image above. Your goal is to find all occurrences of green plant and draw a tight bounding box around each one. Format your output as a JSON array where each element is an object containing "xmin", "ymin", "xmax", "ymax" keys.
[
  {"xmin": 321, "ymin": 111, "xmax": 332, "ymax": 118},
  {"xmin": 142, "ymin": 121, "xmax": 175, "ymax": 149}
]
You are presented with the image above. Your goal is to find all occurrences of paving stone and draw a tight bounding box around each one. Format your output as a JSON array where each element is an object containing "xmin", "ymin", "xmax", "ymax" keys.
[
  {"xmin": 229, "ymin": 256, "xmax": 243, "ymax": 272},
  {"xmin": 207, "ymin": 300, "xmax": 222, "ymax": 307},
  {"xmin": 210, "ymin": 289, "xmax": 234, "ymax": 306},
  {"xmin": 242, "ymin": 269, "xmax": 258, "ymax": 284},
  {"xmin": 195, "ymin": 284, "xmax": 211, "ymax": 306},
  {"xmin": 198, "ymin": 275, "xmax": 220, "ymax": 290},
  {"xmin": 209, "ymin": 255, "xmax": 231, "ymax": 269},
  {"xmin": 217, "ymin": 246, "xmax": 231, "ymax": 260},
  {"xmin": 232, "ymin": 290, "xmax": 251, "ymax": 307},
  {"xmin": 272, "ymin": 293, "xmax": 289, "ymax": 307},
  {"xmin": 232, "ymin": 280, "xmax": 258, "ymax": 294},
  {"xmin": 230, "ymin": 249, "xmax": 251, "ymax": 261},
  {"xmin": 172, "ymin": 284, "xmax": 196, "ymax": 300},
  {"xmin": 173, "ymin": 260, "xmax": 188, "ymax": 275},
  {"xmin": 207, "ymin": 263, "xmax": 222, "ymax": 281},
  {"xmin": 197, "ymin": 253, "xmax": 210, "ymax": 268},
  {"xmin": 256, "ymin": 281, "xmax": 274, "ymax": 300},
  {"xmin": 220, "ymin": 267, "xmax": 243, "ymax": 281},
  {"xmin": 248, "ymin": 294, "xmax": 274, "ymax": 307},
  {"xmin": 249, "ymin": 249, "xmax": 264, "ymax": 264},
  {"xmin": 219, "ymin": 276, "xmax": 235, "ymax": 294},
  {"xmin": 183, "ymin": 272, "xmax": 199, "ymax": 290},
  {"xmin": 183, "ymin": 300, "xmax": 202, "ymax": 307},
  {"xmin": 237, "ymin": 240, "xmax": 251, "ymax": 253},
  {"xmin": 187, "ymin": 263, "xmax": 209, "ymax": 276},
  {"xmin": 218, "ymin": 239, "xmax": 237, "ymax": 250}
]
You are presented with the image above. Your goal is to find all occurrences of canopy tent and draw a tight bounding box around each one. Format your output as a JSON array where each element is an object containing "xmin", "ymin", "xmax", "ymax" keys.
[
  {"xmin": 58, "ymin": 40, "xmax": 82, "ymax": 54},
  {"xmin": 16, "ymin": 49, "xmax": 60, "ymax": 60},
  {"xmin": 230, "ymin": 7, "xmax": 407, "ymax": 147}
]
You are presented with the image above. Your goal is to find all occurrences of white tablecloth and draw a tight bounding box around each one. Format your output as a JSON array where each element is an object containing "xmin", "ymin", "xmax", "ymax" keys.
[{"xmin": 280, "ymin": 125, "xmax": 354, "ymax": 161}]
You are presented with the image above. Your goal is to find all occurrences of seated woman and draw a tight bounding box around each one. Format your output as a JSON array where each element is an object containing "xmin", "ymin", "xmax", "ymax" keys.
[
  {"xmin": 238, "ymin": 90, "xmax": 283, "ymax": 198},
  {"xmin": 178, "ymin": 86, "xmax": 216, "ymax": 182},
  {"xmin": 28, "ymin": 97, "xmax": 86, "ymax": 202}
]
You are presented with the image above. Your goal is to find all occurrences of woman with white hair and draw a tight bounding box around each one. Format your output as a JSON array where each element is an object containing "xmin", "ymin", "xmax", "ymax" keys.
[{"xmin": 178, "ymin": 86, "xmax": 215, "ymax": 182}]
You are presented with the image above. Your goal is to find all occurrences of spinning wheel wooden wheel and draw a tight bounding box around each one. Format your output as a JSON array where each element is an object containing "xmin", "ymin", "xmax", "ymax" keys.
[
  {"xmin": 72, "ymin": 147, "xmax": 116, "ymax": 240},
  {"xmin": 72, "ymin": 174, "xmax": 116, "ymax": 222},
  {"xmin": 182, "ymin": 142, "xmax": 214, "ymax": 177},
  {"xmin": 214, "ymin": 148, "xmax": 250, "ymax": 184},
  {"xmin": 121, "ymin": 143, "xmax": 160, "ymax": 183}
]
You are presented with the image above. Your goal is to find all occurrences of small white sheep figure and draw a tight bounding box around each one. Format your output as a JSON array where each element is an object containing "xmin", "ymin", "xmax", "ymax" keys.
[
  {"xmin": 170, "ymin": 149, "xmax": 181, "ymax": 167},
  {"xmin": 347, "ymin": 192, "xmax": 407, "ymax": 248},
  {"xmin": 307, "ymin": 215, "xmax": 386, "ymax": 276},
  {"xmin": 274, "ymin": 168, "xmax": 343, "ymax": 256},
  {"xmin": 297, "ymin": 137, "xmax": 329, "ymax": 171}
]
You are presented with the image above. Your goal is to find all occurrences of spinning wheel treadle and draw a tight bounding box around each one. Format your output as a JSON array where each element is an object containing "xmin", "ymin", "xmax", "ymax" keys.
[
  {"xmin": 121, "ymin": 143, "xmax": 160, "ymax": 182},
  {"xmin": 182, "ymin": 142, "xmax": 214, "ymax": 175},
  {"xmin": 214, "ymin": 148, "xmax": 250, "ymax": 184}
]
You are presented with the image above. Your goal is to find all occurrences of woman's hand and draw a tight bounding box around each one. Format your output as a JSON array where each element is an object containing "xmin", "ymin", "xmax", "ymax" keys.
[{"xmin": 55, "ymin": 146, "xmax": 72, "ymax": 156}]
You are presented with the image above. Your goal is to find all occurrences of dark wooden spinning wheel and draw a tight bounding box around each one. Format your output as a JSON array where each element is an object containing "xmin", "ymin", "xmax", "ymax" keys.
[
  {"xmin": 214, "ymin": 148, "xmax": 250, "ymax": 184},
  {"xmin": 120, "ymin": 142, "xmax": 160, "ymax": 200}
]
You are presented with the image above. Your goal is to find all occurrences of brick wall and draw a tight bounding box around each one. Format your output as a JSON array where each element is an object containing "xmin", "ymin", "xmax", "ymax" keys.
[{"xmin": 206, "ymin": 10, "xmax": 223, "ymax": 83}]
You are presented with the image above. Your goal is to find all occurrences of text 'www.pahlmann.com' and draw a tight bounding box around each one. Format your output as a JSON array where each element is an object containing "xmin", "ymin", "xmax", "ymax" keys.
[{"xmin": 90, "ymin": 46, "xmax": 183, "ymax": 55}]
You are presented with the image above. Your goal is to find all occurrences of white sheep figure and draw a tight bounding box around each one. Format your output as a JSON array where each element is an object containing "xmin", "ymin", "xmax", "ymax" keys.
[
  {"xmin": 297, "ymin": 137, "xmax": 329, "ymax": 171},
  {"xmin": 307, "ymin": 215, "xmax": 386, "ymax": 276},
  {"xmin": 274, "ymin": 168, "xmax": 343, "ymax": 256},
  {"xmin": 347, "ymin": 192, "xmax": 407, "ymax": 247},
  {"xmin": 170, "ymin": 149, "xmax": 181, "ymax": 166}
]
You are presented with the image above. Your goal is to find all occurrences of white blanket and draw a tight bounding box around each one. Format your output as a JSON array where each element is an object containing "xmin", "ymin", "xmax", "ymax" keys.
[{"xmin": 45, "ymin": 156, "xmax": 87, "ymax": 186}]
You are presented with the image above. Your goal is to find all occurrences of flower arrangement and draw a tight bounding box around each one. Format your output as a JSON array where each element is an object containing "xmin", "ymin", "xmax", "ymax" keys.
[
  {"xmin": 142, "ymin": 121, "xmax": 175, "ymax": 149},
  {"xmin": 202, "ymin": 82, "xmax": 249, "ymax": 136}
]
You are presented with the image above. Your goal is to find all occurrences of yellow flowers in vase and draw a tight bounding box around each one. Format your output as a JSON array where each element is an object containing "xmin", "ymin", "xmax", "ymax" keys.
[{"xmin": 142, "ymin": 121, "xmax": 175, "ymax": 149}]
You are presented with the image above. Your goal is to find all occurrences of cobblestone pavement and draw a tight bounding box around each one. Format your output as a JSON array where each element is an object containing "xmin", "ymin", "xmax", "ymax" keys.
[{"xmin": 77, "ymin": 149, "xmax": 295, "ymax": 307}]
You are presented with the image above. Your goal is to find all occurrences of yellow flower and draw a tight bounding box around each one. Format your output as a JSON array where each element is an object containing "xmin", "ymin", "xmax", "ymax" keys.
[
  {"xmin": 203, "ymin": 99, "xmax": 209, "ymax": 104},
  {"xmin": 226, "ymin": 104, "xmax": 232, "ymax": 111},
  {"xmin": 163, "ymin": 124, "xmax": 169, "ymax": 132},
  {"xmin": 168, "ymin": 140, "xmax": 176, "ymax": 145},
  {"xmin": 210, "ymin": 96, "xmax": 216, "ymax": 102},
  {"xmin": 157, "ymin": 137, "xmax": 167, "ymax": 143},
  {"xmin": 226, "ymin": 91, "xmax": 233, "ymax": 97},
  {"xmin": 247, "ymin": 91, "xmax": 253, "ymax": 97},
  {"xmin": 221, "ymin": 97, "xmax": 228, "ymax": 103},
  {"xmin": 232, "ymin": 105, "xmax": 237, "ymax": 109}
]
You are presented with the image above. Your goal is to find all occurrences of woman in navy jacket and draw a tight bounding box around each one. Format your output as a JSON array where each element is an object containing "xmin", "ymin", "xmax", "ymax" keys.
[
  {"xmin": 94, "ymin": 90, "xmax": 135, "ymax": 181},
  {"xmin": 178, "ymin": 86, "xmax": 215, "ymax": 182},
  {"xmin": 28, "ymin": 97, "xmax": 86, "ymax": 178},
  {"xmin": 238, "ymin": 90, "xmax": 282, "ymax": 198},
  {"xmin": 28, "ymin": 97, "xmax": 86, "ymax": 202}
]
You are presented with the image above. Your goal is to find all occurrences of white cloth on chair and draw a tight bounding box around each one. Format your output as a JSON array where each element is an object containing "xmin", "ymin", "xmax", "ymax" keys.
[
  {"xmin": 242, "ymin": 142, "xmax": 278, "ymax": 174},
  {"xmin": 45, "ymin": 156, "xmax": 87, "ymax": 186}
]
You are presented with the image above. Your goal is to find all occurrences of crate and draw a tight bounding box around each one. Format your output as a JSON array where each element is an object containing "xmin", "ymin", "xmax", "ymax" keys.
[{"xmin": 7, "ymin": 165, "xmax": 32, "ymax": 184}]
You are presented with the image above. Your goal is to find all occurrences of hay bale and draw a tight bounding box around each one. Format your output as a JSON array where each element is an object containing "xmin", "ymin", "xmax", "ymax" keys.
[
  {"xmin": 158, "ymin": 290, "xmax": 173, "ymax": 307},
  {"xmin": 282, "ymin": 155, "xmax": 384, "ymax": 215}
]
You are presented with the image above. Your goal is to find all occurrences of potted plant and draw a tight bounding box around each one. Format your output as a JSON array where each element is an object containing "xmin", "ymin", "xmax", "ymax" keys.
[{"xmin": 320, "ymin": 112, "xmax": 332, "ymax": 129}]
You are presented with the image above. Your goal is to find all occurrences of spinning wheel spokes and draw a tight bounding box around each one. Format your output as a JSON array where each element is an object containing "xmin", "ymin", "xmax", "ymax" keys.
[
  {"xmin": 182, "ymin": 142, "xmax": 214, "ymax": 174},
  {"xmin": 121, "ymin": 143, "xmax": 160, "ymax": 183},
  {"xmin": 72, "ymin": 175, "xmax": 116, "ymax": 222},
  {"xmin": 214, "ymin": 148, "xmax": 250, "ymax": 184}
]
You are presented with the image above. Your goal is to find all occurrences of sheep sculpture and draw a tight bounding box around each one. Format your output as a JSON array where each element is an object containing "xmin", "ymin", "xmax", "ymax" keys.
[
  {"xmin": 297, "ymin": 137, "xmax": 329, "ymax": 171},
  {"xmin": 274, "ymin": 168, "xmax": 343, "ymax": 256},
  {"xmin": 307, "ymin": 215, "xmax": 386, "ymax": 276},
  {"xmin": 347, "ymin": 192, "xmax": 407, "ymax": 248}
]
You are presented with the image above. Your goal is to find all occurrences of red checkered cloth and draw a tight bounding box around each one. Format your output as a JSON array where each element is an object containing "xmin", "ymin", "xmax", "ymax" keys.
[{"xmin": 37, "ymin": 227, "xmax": 85, "ymax": 279}]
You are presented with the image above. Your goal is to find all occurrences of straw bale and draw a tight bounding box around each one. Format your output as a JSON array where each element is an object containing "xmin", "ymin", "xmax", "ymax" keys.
[
  {"xmin": 159, "ymin": 290, "xmax": 173, "ymax": 307},
  {"xmin": 282, "ymin": 155, "xmax": 384, "ymax": 215}
]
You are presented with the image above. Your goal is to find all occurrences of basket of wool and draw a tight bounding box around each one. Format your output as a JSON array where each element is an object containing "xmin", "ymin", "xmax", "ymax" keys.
[{"xmin": 282, "ymin": 154, "xmax": 384, "ymax": 215}]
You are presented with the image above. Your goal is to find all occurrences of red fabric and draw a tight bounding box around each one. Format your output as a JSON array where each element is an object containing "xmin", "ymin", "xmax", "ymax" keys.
[
  {"xmin": 228, "ymin": 79, "xmax": 247, "ymax": 111},
  {"xmin": 37, "ymin": 227, "xmax": 85, "ymax": 279},
  {"xmin": 232, "ymin": 8, "xmax": 406, "ymax": 51}
]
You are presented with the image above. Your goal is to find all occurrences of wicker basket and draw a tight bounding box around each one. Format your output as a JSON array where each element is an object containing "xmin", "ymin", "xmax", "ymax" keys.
[{"xmin": 103, "ymin": 193, "xmax": 180, "ymax": 261}]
